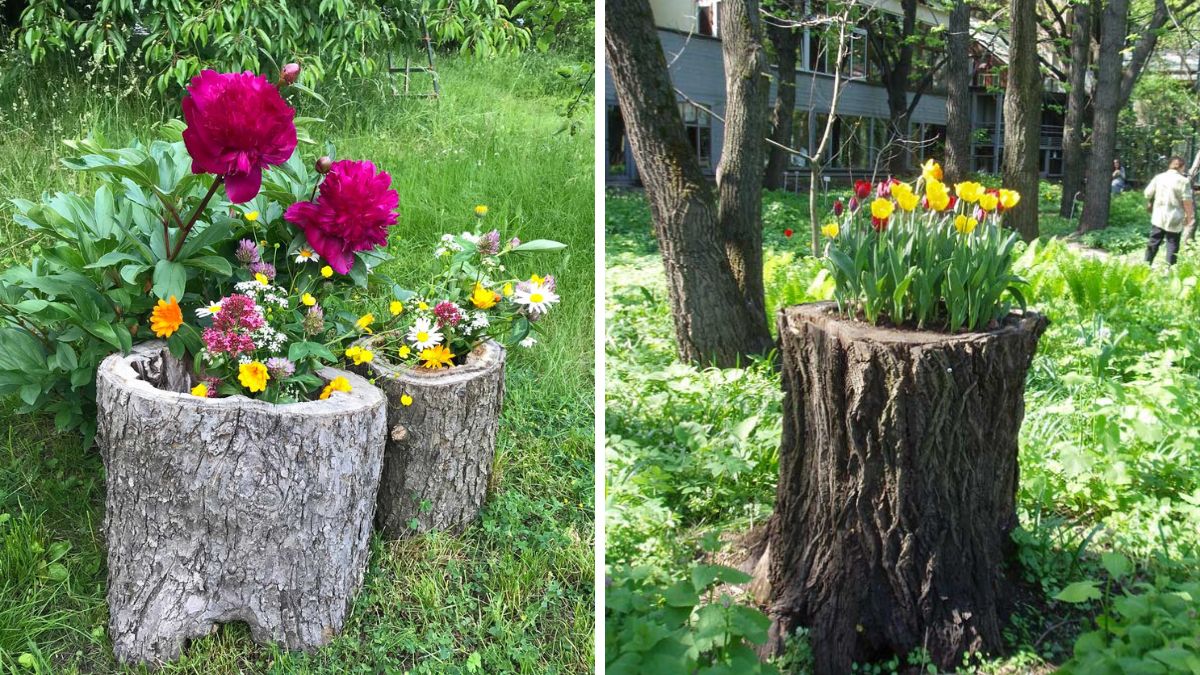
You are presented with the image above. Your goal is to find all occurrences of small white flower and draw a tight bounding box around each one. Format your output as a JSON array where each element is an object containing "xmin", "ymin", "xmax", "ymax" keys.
[
  {"xmin": 294, "ymin": 248, "xmax": 320, "ymax": 264},
  {"xmin": 470, "ymin": 311, "xmax": 490, "ymax": 329},
  {"xmin": 460, "ymin": 231, "xmax": 480, "ymax": 244},
  {"xmin": 513, "ymin": 281, "xmax": 560, "ymax": 314},
  {"xmin": 434, "ymin": 247, "xmax": 448, "ymax": 258},
  {"xmin": 519, "ymin": 336, "xmax": 537, "ymax": 348},
  {"xmin": 195, "ymin": 302, "xmax": 222, "ymax": 318},
  {"xmin": 407, "ymin": 317, "xmax": 444, "ymax": 350}
]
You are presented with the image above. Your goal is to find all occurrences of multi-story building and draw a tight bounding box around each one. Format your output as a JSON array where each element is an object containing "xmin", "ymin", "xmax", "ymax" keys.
[{"xmin": 604, "ymin": 1, "xmax": 1066, "ymax": 188}]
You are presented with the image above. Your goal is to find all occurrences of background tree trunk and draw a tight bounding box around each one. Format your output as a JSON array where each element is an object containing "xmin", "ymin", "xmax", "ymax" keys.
[
  {"xmin": 606, "ymin": 0, "xmax": 773, "ymax": 366},
  {"xmin": 1002, "ymin": 0, "xmax": 1042, "ymax": 241},
  {"xmin": 361, "ymin": 340, "xmax": 506, "ymax": 538},
  {"xmin": 1079, "ymin": 0, "xmax": 1129, "ymax": 232},
  {"xmin": 943, "ymin": 0, "xmax": 972, "ymax": 184},
  {"xmin": 1059, "ymin": 2, "xmax": 1092, "ymax": 218},
  {"xmin": 765, "ymin": 304, "xmax": 1048, "ymax": 673},
  {"xmin": 96, "ymin": 342, "xmax": 385, "ymax": 666},
  {"xmin": 764, "ymin": 18, "xmax": 800, "ymax": 190}
]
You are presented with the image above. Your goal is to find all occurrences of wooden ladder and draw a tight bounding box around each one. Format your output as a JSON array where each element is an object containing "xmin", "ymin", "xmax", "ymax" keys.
[{"xmin": 388, "ymin": 15, "xmax": 440, "ymax": 99}]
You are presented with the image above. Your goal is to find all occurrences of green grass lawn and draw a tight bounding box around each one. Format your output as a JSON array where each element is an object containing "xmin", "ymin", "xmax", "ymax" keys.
[
  {"xmin": 0, "ymin": 56, "xmax": 594, "ymax": 674},
  {"xmin": 606, "ymin": 188, "xmax": 1200, "ymax": 671}
]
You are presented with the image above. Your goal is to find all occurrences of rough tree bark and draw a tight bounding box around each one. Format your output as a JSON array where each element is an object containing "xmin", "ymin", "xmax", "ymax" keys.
[
  {"xmin": 764, "ymin": 10, "xmax": 800, "ymax": 190},
  {"xmin": 358, "ymin": 340, "xmax": 506, "ymax": 538},
  {"xmin": 943, "ymin": 0, "xmax": 972, "ymax": 184},
  {"xmin": 606, "ymin": 0, "xmax": 773, "ymax": 366},
  {"xmin": 764, "ymin": 304, "xmax": 1048, "ymax": 673},
  {"xmin": 1059, "ymin": 1, "xmax": 1092, "ymax": 218},
  {"xmin": 1002, "ymin": 0, "xmax": 1042, "ymax": 241},
  {"xmin": 1079, "ymin": 0, "xmax": 1129, "ymax": 232},
  {"xmin": 96, "ymin": 342, "xmax": 385, "ymax": 666}
]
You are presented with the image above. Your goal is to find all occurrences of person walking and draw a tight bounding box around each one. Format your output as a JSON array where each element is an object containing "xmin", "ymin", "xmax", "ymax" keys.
[
  {"xmin": 1112, "ymin": 158, "xmax": 1126, "ymax": 194},
  {"xmin": 1143, "ymin": 156, "xmax": 1194, "ymax": 266}
]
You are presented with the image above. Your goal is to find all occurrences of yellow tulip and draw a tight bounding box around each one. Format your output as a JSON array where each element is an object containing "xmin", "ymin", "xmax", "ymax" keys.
[
  {"xmin": 821, "ymin": 222, "xmax": 840, "ymax": 238},
  {"xmin": 870, "ymin": 198, "xmax": 895, "ymax": 220}
]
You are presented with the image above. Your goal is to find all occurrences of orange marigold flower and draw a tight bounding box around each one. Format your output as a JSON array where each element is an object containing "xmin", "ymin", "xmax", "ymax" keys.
[{"xmin": 150, "ymin": 296, "xmax": 183, "ymax": 338}]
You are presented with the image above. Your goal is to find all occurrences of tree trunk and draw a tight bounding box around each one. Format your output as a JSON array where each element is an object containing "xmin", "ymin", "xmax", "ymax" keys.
[
  {"xmin": 1059, "ymin": 2, "xmax": 1092, "ymax": 218},
  {"xmin": 96, "ymin": 342, "xmax": 386, "ymax": 666},
  {"xmin": 764, "ymin": 19, "xmax": 799, "ymax": 190},
  {"xmin": 943, "ymin": 0, "xmax": 972, "ymax": 184},
  {"xmin": 1079, "ymin": 0, "xmax": 1129, "ymax": 232},
  {"xmin": 359, "ymin": 339, "xmax": 506, "ymax": 538},
  {"xmin": 882, "ymin": 90, "xmax": 913, "ymax": 176},
  {"xmin": 765, "ymin": 304, "xmax": 1048, "ymax": 673},
  {"xmin": 606, "ymin": 0, "xmax": 773, "ymax": 366},
  {"xmin": 1002, "ymin": 0, "xmax": 1042, "ymax": 241},
  {"xmin": 879, "ymin": 0, "xmax": 918, "ymax": 176}
]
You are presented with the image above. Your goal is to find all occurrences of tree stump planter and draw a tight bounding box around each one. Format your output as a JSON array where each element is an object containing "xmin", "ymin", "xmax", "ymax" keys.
[
  {"xmin": 95, "ymin": 341, "xmax": 386, "ymax": 666},
  {"xmin": 766, "ymin": 303, "xmax": 1048, "ymax": 673},
  {"xmin": 356, "ymin": 338, "xmax": 506, "ymax": 538}
]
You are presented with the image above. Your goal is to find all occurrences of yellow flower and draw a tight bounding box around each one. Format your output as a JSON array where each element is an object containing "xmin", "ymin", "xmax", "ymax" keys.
[
  {"xmin": 150, "ymin": 296, "xmax": 183, "ymax": 338},
  {"xmin": 925, "ymin": 179, "xmax": 951, "ymax": 211},
  {"xmin": 895, "ymin": 190, "xmax": 919, "ymax": 212},
  {"xmin": 356, "ymin": 313, "xmax": 375, "ymax": 334},
  {"xmin": 244, "ymin": 210, "xmax": 259, "ymax": 222},
  {"xmin": 955, "ymin": 181, "xmax": 984, "ymax": 203},
  {"xmin": 502, "ymin": 283, "xmax": 514, "ymax": 297},
  {"xmin": 998, "ymin": 188, "xmax": 1021, "ymax": 209},
  {"xmin": 417, "ymin": 301, "xmax": 429, "ymax": 311},
  {"xmin": 320, "ymin": 265, "xmax": 334, "ymax": 278},
  {"xmin": 531, "ymin": 274, "xmax": 544, "ymax": 284},
  {"xmin": 474, "ymin": 204, "xmax": 488, "ymax": 217},
  {"xmin": 870, "ymin": 198, "xmax": 895, "ymax": 220},
  {"xmin": 319, "ymin": 376, "xmax": 352, "ymax": 400},
  {"xmin": 344, "ymin": 345, "xmax": 375, "ymax": 365},
  {"xmin": 254, "ymin": 272, "xmax": 269, "ymax": 286},
  {"xmin": 400, "ymin": 393, "xmax": 413, "ymax": 406},
  {"xmin": 821, "ymin": 222, "xmax": 840, "ymax": 238},
  {"xmin": 419, "ymin": 344, "xmax": 455, "ymax": 369},
  {"xmin": 301, "ymin": 293, "xmax": 316, "ymax": 306},
  {"xmin": 921, "ymin": 159, "xmax": 943, "ymax": 183},
  {"xmin": 954, "ymin": 214, "xmax": 979, "ymax": 234},
  {"xmin": 390, "ymin": 300, "xmax": 403, "ymax": 316},
  {"xmin": 979, "ymin": 192, "xmax": 999, "ymax": 212},
  {"xmin": 399, "ymin": 345, "xmax": 411, "ymax": 358},
  {"xmin": 190, "ymin": 383, "xmax": 208, "ymax": 398},
  {"xmin": 238, "ymin": 361, "xmax": 270, "ymax": 393},
  {"xmin": 470, "ymin": 283, "xmax": 500, "ymax": 309}
]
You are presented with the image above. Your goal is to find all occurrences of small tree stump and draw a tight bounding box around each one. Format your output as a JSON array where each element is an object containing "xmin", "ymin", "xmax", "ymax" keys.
[
  {"xmin": 358, "ymin": 339, "xmax": 506, "ymax": 538},
  {"xmin": 95, "ymin": 342, "xmax": 386, "ymax": 666},
  {"xmin": 767, "ymin": 303, "xmax": 1047, "ymax": 673}
]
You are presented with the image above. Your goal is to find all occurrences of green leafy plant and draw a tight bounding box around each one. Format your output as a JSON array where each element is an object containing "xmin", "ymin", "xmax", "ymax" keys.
[{"xmin": 606, "ymin": 563, "xmax": 777, "ymax": 674}]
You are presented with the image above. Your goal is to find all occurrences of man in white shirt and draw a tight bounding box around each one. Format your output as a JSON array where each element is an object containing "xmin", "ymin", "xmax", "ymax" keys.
[{"xmin": 1143, "ymin": 156, "xmax": 1195, "ymax": 266}]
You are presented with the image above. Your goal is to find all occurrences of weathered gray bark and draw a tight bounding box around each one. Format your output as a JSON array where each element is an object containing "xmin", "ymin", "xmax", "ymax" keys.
[
  {"xmin": 765, "ymin": 304, "xmax": 1048, "ymax": 673},
  {"xmin": 1003, "ymin": 0, "xmax": 1042, "ymax": 241},
  {"xmin": 1059, "ymin": 2, "xmax": 1092, "ymax": 218},
  {"xmin": 359, "ymin": 339, "xmax": 505, "ymax": 538},
  {"xmin": 96, "ymin": 342, "xmax": 386, "ymax": 666},
  {"xmin": 943, "ymin": 0, "xmax": 972, "ymax": 184}
]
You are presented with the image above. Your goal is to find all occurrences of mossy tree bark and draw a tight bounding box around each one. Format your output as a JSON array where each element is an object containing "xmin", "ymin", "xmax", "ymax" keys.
[
  {"xmin": 765, "ymin": 304, "xmax": 1047, "ymax": 673},
  {"xmin": 359, "ymin": 339, "xmax": 506, "ymax": 538},
  {"xmin": 96, "ymin": 342, "xmax": 386, "ymax": 666}
]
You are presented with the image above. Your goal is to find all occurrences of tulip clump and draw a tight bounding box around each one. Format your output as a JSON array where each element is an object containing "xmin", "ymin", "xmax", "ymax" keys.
[{"xmin": 808, "ymin": 160, "xmax": 1028, "ymax": 332}]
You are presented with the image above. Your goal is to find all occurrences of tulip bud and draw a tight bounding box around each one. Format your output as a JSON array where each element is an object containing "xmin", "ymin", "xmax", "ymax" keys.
[
  {"xmin": 281, "ymin": 63, "xmax": 301, "ymax": 86},
  {"xmin": 848, "ymin": 196, "xmax": 860, "ymax": 212},
  {"xmin": 315, "ymin": 156, "xmax": 333, "ymax": 174},
  {"xmin": 833, "ymin": 199, "xmax": 844, "ymax": 216}
]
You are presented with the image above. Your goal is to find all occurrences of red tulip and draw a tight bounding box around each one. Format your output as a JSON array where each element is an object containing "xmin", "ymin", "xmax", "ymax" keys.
[
  {"xmin": 854, "ymin": 180, "xmax": 872, "ymax": 200},
  {"xmin": 784, "ymin": 228, "xmax": 794, "ymax": 238},
  {"xmin": 833, "ymin": 199, "xmax": 844, "ymax": 216},
  {"xmin": 871, "ymin": 216, "xmax": 889, "ymax": 232}
]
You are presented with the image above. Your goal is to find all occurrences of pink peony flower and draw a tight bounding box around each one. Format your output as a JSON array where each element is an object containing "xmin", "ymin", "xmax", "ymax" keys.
[
  {"xmin": 182, "ymin": 70, "xmax": 298, "ymax": 204},
  {"xmin": 284, "ymin": 160, "xmax": 399, "ymax": 274}
]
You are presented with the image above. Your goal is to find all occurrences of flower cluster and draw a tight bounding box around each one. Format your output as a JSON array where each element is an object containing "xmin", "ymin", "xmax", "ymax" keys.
[
  {"xmin": 363, "ymin": 207, "xmax": 566, "ymax": 370},
  {"xmin": 805, "ymin": 160, "xmax": 1028, "ymax": 332}
]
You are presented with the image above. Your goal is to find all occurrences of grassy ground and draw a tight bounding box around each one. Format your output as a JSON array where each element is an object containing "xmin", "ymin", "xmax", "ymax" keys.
[
  {"xmin": 0, "ymin": 56, "xmax": 594, "ymax": 673},
  {"xmin": 606, "ymin": 188, "xmax": 1200, "ymax": 672}
]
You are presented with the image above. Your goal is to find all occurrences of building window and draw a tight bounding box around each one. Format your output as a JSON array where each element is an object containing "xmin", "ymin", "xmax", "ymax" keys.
[
  {"xmin": 698, "ymin": 0, "xmax": 719, "ymax": 37},
  {"xmin": 607, "ymin": 104, "xmax": 630, "ymax": 178},
  {"xmin": 791, "ymin": 110, "xmax": 811, "ymax": 166},
  {"xmin": 680, "ymin": 102, "xmax": 713, "ymax": 168}
]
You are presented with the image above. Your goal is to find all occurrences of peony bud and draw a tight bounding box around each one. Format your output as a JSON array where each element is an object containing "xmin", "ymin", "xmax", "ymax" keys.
[
  {"xmin": 281, "ymin": 63, "xmax": 301, "ymax": 85},
  {"xmin": 315, "ymin": 156, "xmax": 333, "ymax": 174}
]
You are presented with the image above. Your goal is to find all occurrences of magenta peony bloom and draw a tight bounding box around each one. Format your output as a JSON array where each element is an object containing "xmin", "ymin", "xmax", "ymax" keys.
[
  {"xmin": 182, "ymin": 70, "xmax": 298, "ymax": 204},
  {"xmin": 284, "ymin": 160, "xmax": 399, "ymax": 274}
]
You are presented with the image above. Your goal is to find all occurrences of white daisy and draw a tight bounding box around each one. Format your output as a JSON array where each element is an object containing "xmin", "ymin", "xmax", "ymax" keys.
[
  {"xmin": 512, "ymin": 281, "xmax": 560, "ymax": 314},
  {"xmin": 407, "ymin": 317, "xmax": 444, "ymax": 350},
  {"xmin": 195, "ymin": 302, "xmax": 222, "ymax": 318},
  {"xmin": 294, "ymin": 248, "xmax": 320, "ymax": 264},
  {"xmin": 519, "ymin": 336, "xmax": 537, "ymax": 348}
]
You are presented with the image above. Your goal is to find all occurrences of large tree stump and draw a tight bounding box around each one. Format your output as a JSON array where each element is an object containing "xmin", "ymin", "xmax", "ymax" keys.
[
  {"xmin": 767, "ymin": 303, "xmax": 1048, "ymax": 673},
  {"xmin": 358, "ymin": 339, "xmax": 505, "ymax": 538},
  {"xmin": 95, "ymin": 342, "xmax": 386, "ymax": 666}
]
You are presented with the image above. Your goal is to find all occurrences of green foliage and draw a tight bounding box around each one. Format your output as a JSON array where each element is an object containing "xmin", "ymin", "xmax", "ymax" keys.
[
  {"xmin": 606, "ymin": 563, "xmax": 777, "ymax": 674},
  {"xmin": 1118, "ymin": 74, "xmax": 1200, "ymax": 184}
]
